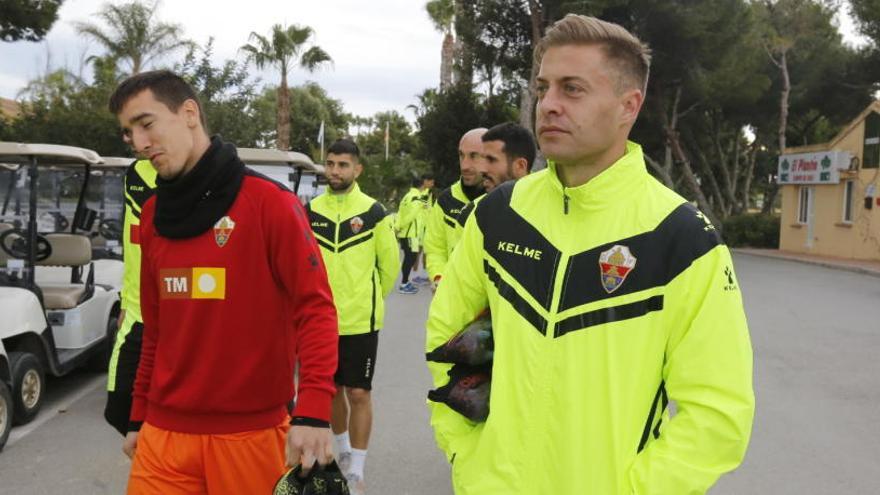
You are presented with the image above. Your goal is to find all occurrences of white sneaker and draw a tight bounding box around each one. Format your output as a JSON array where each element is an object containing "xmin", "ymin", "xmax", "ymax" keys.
[
  {"xmin": 337, "ymin": 451, "xmax": 352, "ymax": 476},
  {"xmin": 345, "ymin": 472, "xmax": 366, "ymax": 495}
]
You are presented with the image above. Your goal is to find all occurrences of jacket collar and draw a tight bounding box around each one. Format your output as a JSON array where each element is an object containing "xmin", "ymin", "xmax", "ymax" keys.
[
  {"xmin": 545, "ymin": 141, "xmax": 648, "ymax": 213},
  {"xmin": 321, "ymin": 182, "xmax": 361, "ymax": 209}
]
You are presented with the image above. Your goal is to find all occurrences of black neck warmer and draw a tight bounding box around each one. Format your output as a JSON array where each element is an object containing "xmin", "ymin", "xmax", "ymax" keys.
[
  {"xmin": 153, "ymin": 136, "xmax": 245, "ymax": 239},
  {"xmin": 461, "ymin": 180, "xmax": 484, "ymax": 201}
]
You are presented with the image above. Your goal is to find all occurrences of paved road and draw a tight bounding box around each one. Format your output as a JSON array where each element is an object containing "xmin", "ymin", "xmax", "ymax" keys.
[
  {"xmin": 1, "ymin": 254, "xmax": 879, "ymax": 494},
  {"xmin": 713, "ymin": 253, "xmax": 880, "ymax": 494}
]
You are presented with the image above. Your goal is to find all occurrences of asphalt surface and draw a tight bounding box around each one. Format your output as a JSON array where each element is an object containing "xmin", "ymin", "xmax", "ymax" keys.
[{"xmin": 1, "ymin": 254, "xmax": 879, "ymax": 494}]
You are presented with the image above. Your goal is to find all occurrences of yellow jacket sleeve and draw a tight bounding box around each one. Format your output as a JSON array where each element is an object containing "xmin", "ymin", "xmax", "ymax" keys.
[
  {"xmin": 425, "ymin": 213, "xmax": 489, "ymax": 460},
  {"xmin": 375, "ymin": 214, "xmax": 400, "ymax": 298},
  {"xmin": 424, "ymin": 201, "xmax": 448, "ymax": 281},
  {"xmin": 396, "ymin": 190, "xmax": 418, "ymax": 237},
  {"xmin": 628, "ymin": 245, "xmax": 754, "ymax": 494}
]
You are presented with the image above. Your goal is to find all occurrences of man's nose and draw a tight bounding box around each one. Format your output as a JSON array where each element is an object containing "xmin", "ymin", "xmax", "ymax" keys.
[
  {"xmin": 537, "ymin": 86, "xmax": 562, "ymax": 118},
  {"xmin": 130, "ymin": 128, "xmax": 151, "ymax": 154}
]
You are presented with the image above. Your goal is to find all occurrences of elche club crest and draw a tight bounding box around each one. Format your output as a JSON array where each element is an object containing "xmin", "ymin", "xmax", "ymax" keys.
[
  {"xmin": 598, "ymin": 245, "xmax": 637, "ymax": 293},
  {"xmin": 350, "ymin": 216, "xmax": 364, "ymax": 234},
  {"xmin": 213, "ymin": 216, "xmax": 236, "ymax": 247}
]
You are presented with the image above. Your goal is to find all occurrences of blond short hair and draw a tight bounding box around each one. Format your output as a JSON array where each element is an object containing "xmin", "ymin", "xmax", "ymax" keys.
[{"xmin": 535, "ymin": 14, "xmax": 652, "ymax": 94}]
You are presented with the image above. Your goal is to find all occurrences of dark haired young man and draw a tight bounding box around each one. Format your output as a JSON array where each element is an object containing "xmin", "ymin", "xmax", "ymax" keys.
[
  {"xmin": 305, "ymin": 139, "xmax": 398, "ymax": 495},
  {"xmin": 110, "ymin": 70, "xmax": 339, "ymax": 495},
  {"xmin": 479, "ymin": 121, "xmax": 537, "ymax": 193}
]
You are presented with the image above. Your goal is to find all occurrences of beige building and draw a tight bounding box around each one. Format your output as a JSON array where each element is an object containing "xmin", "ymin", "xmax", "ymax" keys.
[
  {"xmin": 779, "ymin": 101, "xmax": 880, "ymax": 261},
  {"xmin": 0, "ymin": 97, "xmax": 20, "ymax": 119}
]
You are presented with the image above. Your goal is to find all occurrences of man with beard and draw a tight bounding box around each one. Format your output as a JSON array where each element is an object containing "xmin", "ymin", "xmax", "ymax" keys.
[
  {"xmin": 110, "ymin": 70, "xmax": 338, "ymax": 495},
  {"xmin": 305, "ymin": 139, "xmax": 399, "ymax": 495},
  {"xmin": 423, "ymin": 128, "xmax": 486, "ymax": 289}
]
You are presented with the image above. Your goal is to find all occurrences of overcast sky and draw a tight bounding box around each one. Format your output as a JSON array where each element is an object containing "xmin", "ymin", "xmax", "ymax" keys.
[
  {"xmin": 0, "ymin": 1, "xmax": 868, "ymax": 121},
  {"xmin": 0, "ymin": 0, "xmax": 444, "ymax": 120}
]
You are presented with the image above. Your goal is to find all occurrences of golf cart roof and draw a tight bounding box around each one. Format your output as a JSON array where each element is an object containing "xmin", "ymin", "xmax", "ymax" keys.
[
  {"xmin": 99, "ymin": 156, "xmax": 136, "ymax": 168},
  {"xmin": 237, "ymin": 148, "xmax": 324, "ymax": 175},
  {"xmin": 0, "ymin": 142, "xmax": 102, "ymax": 166}
]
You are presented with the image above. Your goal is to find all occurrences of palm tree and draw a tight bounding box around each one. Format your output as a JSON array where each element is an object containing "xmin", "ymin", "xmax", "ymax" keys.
[
  {"xmin": 426, "ymin": 0, "xmax": 455, "ymax": 90},
  {"xmin": 241, "ymin": 24, "xmax": 332, "ymax": 151},
  {"xmin": 74, "ymin": 0, "xmax": 191, "ymax": 75}
]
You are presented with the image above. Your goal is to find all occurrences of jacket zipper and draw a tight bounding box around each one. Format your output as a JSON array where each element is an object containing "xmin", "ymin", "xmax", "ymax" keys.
[{"xmin": 563, "ymin": 191, "xmax": 570, "ymax": 215}]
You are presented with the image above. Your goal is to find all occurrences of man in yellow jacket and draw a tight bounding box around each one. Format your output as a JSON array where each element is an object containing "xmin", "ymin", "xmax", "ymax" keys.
[
  {"xmin": 426, "ymin": 15, "xmax": 754, "ymax": 494},
  {"xmin": 104, "ymin": 159, "xmax": 156, "ymax": 435},
  {"xmin": 423, "ymin": 128, "xmax": 486, "ymax": 287},
  {"xmin": 396, "ymin": 174, "xmax": 432, "ymax": 294},
  {"xmin": 306, "ymin": 139, "xmax": 399, "ymax": 495}
]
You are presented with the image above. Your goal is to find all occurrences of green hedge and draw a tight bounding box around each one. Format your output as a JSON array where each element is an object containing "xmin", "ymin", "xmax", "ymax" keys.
[{"xmin": 721, "ymin": 214, "xmax": 780, "ymax": 248}]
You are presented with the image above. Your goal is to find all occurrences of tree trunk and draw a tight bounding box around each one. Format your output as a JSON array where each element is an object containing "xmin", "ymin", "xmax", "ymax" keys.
[
  {"xmin": 740, "ymin": 142, "xmax": 758, "ymax": 213},
  {"xmin": 520, "ymin": 0, "xmax": 544, "ymax": 131},
  {"xmin": 666, "ymin": 126, "xmax": 720, "ymax": 228},
  {"xmin": 440, "ymin": 32, "xmax": 454, "ymax": 90},
  {"xmin": 645, "ymin": 153, "xmax": 674, "ymax": 188},
  {"xmin": 277, "ymin": 72, "xmax": 291, "ymax": 151},
  {"xmin": 692, "ymin": 143, "xmax": 729, "ymax": 218},
  {"xmin": 763, "ymin": 49, "xmax": 790, "ymax": 214},
  {"xmin": 778, "ymin": 50, "xmax": 789, "ymax": 153},
  {"xmin": 453, "ymin": 0, "xmax": 475, "ymax": 87}
]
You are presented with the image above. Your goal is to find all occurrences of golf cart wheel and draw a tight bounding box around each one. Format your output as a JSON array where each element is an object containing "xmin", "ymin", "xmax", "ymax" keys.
[
  {"xmin": 0, "ymin": 381, "xmax": 12, "ymax": 451},
  {"xmin": 87, "ymin": 307, "xmax": 120, "ymax": 371},
  {"xmin": 9, "ymin": 352, "xmax": 44, "ymax": 425}
]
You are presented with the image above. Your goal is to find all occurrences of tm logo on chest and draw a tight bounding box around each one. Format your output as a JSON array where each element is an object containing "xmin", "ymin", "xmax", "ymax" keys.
[
  {"xmin": 497, "ymin": 241, "xmax": 543, "ymax": 261},
  {"xmin": 599, "ymin": 245, "xmax": 637, "ymax": 293},
  {"xmin": 160, "ymin": 268, "xmax": 226, "ymax": 300}
]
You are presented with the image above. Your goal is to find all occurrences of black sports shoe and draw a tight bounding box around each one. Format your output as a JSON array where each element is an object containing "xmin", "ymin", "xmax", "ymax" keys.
[
  {"xmin": 273, "ymin": 460, "xmax": 350, "ymax": 495},
  {"xmin": 427, "ymin": 363, "xmax": 491, "ymax": 422},
  {"xmin": 426, "ymin": 316, "xmax": 493, "ymax": 366}
]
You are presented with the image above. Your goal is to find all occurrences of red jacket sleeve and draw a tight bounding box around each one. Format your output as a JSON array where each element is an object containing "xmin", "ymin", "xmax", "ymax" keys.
[
  {"xmin": 265, "ymin": 190, "xmax": 338, "ymax": 423},
  {"xmin": 129, "ymin": 199, "xmax": 158, "ymax": 429}
]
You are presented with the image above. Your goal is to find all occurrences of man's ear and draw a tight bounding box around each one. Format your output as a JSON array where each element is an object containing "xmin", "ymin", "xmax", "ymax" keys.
[
  {"xmin": 512, "ymin": 157, "xmax": 528, "ymax": 178},
  {"xmin": 353, "ymin": 162, "xmax": 364, "ymax": 180},
  {"xmin": 182, "ymin": 99, "xmax": 201, "ymax": 128},
  {"xmin": 619, "ymin": 88, "xmax": 644, "ymax": 127}
]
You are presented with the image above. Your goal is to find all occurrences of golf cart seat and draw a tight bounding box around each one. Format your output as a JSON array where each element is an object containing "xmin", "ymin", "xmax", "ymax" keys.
[{"xmin": 37, "ymin": 234, "xmax": 93, "ymax": 310}]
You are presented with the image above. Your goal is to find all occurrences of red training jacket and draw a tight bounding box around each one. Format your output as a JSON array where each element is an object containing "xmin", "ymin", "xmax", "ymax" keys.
[{"xmin": 130, "ymin": 173, "xmax": 339, "ymax": 434}]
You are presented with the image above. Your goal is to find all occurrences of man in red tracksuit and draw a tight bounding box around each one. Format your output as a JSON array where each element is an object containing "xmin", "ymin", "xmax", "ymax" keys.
[{"xmin": 109, "ymin": 70, "xmax": 339, "ymax": 495}]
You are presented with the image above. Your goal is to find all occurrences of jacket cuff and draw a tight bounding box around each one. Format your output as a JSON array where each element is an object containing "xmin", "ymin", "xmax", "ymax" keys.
[
  {"xmin": 127, "ymin": 421, "xmax": 143, "ymax": 432},
  {"xmin": 291, "ymin": 388, "xmax": 333, "ymax": 423},
  {"xmin": 290, "ymin": 416, "xmax": 330, "ymax": 428}
]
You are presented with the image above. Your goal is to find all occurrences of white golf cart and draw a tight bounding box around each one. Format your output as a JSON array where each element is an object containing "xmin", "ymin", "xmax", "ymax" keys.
[
  {"xmin": 0, "ymin": 143, "xmax": 120, "ymax": 452},
  {"xmin": 237, "ymin": 147, "xmax": 325, "ymax": 203},
  {"xmin": 88, "ymin": 156, "xmax": 129, "ymax": 263}
]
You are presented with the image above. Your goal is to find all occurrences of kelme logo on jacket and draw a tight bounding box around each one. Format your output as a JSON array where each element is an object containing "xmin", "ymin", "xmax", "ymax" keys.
[
  {"xmin": 599, "ymin": 245, "xmax": 637, "ymax": 293},
  {"xmin": 159, "ymin": 268, "xmax": 226, "ymax": 300},
  {"xmin": 214, "ymin": 216, "xmax": 235, "ymax": 247},
  {"xmin": 497, "ymin": 241, "xmax": 543, "ymax": 260}
]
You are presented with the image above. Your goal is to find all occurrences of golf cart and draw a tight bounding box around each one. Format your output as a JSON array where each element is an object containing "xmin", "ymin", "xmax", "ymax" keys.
[
  {"xmin": 87, "ymin": 156, "xmax": 129, "ymax": 262},
  {"xmin": 237, "ymin": 147, "xmax": 325, "ymax": 203},
  {"xmin": 0, "ymin": 143, "xmax": 120, "ymax": 452}
]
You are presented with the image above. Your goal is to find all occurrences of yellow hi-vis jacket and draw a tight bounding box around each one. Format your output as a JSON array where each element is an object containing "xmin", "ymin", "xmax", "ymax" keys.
[
  {"xmin": 307, "ymin": 183, "xmax": 399, "ymax": 336},
  {"xmin": 108, "ymin": 159, "xmax": 156, "ymax": 392},
  {"xmin": 424, "ymin": 181, "xmax": 473, "ymax": 281},
  {"xmin": 426, "ymin": 142, "xmax": 754, "ymax": 494},
  {"xmin": 396, "ymin": 187, "xmax": 430, "ymax": 250}
]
